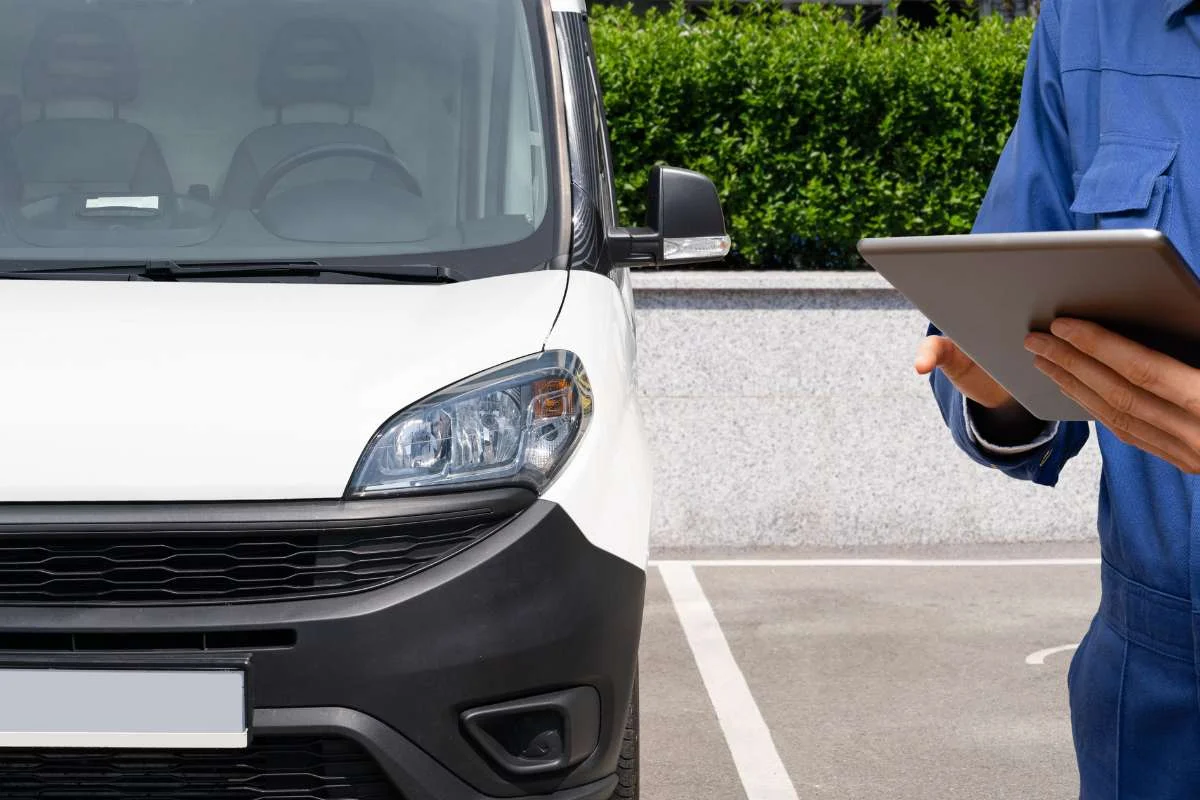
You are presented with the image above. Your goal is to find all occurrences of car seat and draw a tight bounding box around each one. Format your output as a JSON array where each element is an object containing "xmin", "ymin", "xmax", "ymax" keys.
[
  {"xmin": 220, "ymin": 18, "xmax": 407, "ymax": 209},
  {"xmin": 10, "ymin": 11, "xmax": 173, "ymax": 204}
]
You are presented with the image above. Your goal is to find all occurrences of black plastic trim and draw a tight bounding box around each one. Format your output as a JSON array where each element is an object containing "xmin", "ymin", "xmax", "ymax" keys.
[
  {"xmin": 0, "ymin": 500, "xmax": 646, "ymax": 798},
  {"xmin": 0, "ymin": 629, "xmax": 296, "ymax": 653},
  {"xmin": 648, "ymin": 165, "xmax": 728, "ymax": 240},
  {"xmin": 255, "ymin": 707, "xmax": 618, "ymax": 800},
  {"xmin": 0, "ymin": 487, "xmax": 535, "ymax": 533},
  {"xmin": 462, "ymin": 686, "xmax": 601, "ymax": 776}
]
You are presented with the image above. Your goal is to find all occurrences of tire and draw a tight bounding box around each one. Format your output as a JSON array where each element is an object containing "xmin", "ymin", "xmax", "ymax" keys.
[{"xmin": 611, "ymin": 675, "xmax": 639, "ymax": 799}]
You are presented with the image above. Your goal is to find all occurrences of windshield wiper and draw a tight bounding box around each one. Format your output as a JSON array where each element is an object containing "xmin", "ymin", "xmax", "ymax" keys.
[{"xmin": 0, "ymin": 261, "xmax": 462, "ymax": 283}]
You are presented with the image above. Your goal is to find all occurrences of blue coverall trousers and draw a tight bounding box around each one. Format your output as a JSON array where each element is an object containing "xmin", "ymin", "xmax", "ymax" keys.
[{"xmin": 1070, "ymin": 562, "xmax": 1200, "ymax": 798}]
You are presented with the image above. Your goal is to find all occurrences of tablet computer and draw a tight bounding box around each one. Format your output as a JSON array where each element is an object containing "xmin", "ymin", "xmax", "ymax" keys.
[{"xmin": 856, "ymin": 228, "xmax": 1200, "ymax": 421}]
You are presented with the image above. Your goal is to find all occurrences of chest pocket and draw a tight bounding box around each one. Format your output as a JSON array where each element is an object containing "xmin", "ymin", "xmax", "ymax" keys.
[{"xmin": 1070, "ymin": 135, "xmax": 1178, "ymax": 231}]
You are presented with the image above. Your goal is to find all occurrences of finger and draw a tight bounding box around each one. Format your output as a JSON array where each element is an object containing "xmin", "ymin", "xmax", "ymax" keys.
[
  {"xmin": 1036, "ymin": 357, "xmax": 1200, "ymax": 472},
  {"xmin": 916, "ymin": 336, "xmax": 973, "ymax": 381},
  {"xmin": 1048, "ymin": 367, "xmax": 1199, "ymax": 471},
  {"xmin": 914, "ymin": 336, "xmax": 942, "ymax": 375},
  {"xmin": 915, "ymin": 336, "xmax": 961, "ymax": 375},
  {"xmin": 916, "ymin": 336, "xmax": 1013, "ymax": 408},
  {"xmin": 1027, "ymin": 333, "xmax": 1200, "ymax": 448},
  {"xmin": 1044, "ymin": 318, "xmax": 1200, "ymax": 414}
]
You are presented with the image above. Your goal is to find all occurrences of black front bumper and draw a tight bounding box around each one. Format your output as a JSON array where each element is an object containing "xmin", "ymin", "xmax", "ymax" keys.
[{"xmin": 0, "ymin": 493, "xmax": 646, "ymax": 800}]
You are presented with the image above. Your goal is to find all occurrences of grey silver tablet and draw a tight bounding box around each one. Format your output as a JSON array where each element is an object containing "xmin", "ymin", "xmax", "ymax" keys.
[{"xmin": 857, "ymin": 228, "xmax": 1200, "ymax": 421}]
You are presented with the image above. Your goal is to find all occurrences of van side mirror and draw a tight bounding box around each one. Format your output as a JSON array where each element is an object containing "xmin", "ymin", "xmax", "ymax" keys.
[{"xmin": 608, "ymin": 165, "xmax": 730, "ymax": 268}]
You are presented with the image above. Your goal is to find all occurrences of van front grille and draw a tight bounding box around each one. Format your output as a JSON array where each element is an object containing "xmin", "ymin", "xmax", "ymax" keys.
[
  {"xmin": 0, "ymin": 736, "xmax": 402, "ymax": 799},
  {"xmin": 0, "ymin": 514, "xmax": 514, "ymax": 606}
]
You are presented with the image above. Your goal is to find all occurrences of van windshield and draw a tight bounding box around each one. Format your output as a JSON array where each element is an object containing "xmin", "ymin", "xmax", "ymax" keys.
[{"xmin": 0, "ymin": 0, "xmax": 557, "ymax": 279}]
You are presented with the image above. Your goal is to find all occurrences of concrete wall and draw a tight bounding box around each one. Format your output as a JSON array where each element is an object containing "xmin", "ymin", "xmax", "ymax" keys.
[{"xmin": 632, "ymin": 271, "xmax": 1102, "ymax": 549}]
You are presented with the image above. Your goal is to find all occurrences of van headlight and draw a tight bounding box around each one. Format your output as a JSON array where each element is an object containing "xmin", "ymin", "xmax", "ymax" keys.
[{"xmin": 347, "ymin": 351, "xmax": 593, "ymax": 497}]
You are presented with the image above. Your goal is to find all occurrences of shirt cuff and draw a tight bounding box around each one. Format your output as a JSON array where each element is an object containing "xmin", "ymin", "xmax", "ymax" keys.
[{"xmin": 962, "ymin": 394, "xmax": 1058, "ymax": 455}]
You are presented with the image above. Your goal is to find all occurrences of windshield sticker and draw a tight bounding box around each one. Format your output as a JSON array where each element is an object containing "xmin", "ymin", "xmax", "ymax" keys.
[{"xmin": 85, "ymin": 196, "xmax": 161, "ymax": 211}]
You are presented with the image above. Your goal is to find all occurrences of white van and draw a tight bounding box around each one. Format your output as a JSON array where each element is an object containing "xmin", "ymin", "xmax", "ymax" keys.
[{"xmin": 0, "ymin": 0, "xmax": 729, "ymax": 798}]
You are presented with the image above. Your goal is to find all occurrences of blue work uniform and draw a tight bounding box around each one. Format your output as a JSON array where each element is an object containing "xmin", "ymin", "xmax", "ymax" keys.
[{"xmin": 928, "ymin": 0, "xmax": 1200, "ymax": 796}]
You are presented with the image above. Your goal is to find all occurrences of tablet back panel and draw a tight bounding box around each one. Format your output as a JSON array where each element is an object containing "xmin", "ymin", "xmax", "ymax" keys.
[{"xmin": 857, "ymin": 229, "xmax": 1200, "ymax": 421}]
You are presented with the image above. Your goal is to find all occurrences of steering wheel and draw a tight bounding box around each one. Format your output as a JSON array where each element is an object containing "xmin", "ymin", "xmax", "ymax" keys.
[{"xmin": 249, "ymin": 143, "xmax": 422, "ymax": 212}]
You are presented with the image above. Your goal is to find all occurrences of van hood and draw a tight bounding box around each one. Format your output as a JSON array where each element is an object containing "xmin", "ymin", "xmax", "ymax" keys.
[{"xmin": 0, "ymin": 271, "xmax": 568, "ymax": 502}]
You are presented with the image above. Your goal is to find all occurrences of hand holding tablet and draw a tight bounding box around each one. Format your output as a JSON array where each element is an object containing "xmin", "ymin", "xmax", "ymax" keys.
[{"xmin": 857, "ymin": 229, "xmax": 1200, "ymax": 422}]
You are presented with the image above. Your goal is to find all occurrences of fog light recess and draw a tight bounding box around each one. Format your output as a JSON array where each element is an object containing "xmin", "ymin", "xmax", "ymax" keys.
[{"xmin": 461, "ymin": 687, "xmax": 601, "ymax": 776}]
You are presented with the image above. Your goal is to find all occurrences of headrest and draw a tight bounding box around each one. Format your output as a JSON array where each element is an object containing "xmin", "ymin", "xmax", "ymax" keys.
[
  {"xmin": 23, "ymin": 12, "xmax": 138, "ymax": 105},
  {"xmin": 258, "ymin": 19, "xmax": 373, "ymax": 110}
]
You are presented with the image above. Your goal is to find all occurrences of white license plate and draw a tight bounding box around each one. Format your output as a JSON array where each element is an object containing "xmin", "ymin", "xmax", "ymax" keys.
[{"xmin": 0, "ymin": 668, "xmax": 247, "ymax": 749}]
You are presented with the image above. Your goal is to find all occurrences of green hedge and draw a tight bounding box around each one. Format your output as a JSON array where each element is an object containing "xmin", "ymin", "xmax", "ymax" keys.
[{"xmin": 590, "ymin": 2, "xmax": 1035, "ymax": 268}]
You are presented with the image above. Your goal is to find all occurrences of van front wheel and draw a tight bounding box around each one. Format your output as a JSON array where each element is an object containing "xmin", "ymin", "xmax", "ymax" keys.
[{"xmin": 610, "ymin": 675, "xmax": 638, "ymax": 799}]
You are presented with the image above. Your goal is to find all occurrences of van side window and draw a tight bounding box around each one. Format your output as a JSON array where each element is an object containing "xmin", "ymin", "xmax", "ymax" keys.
[{"xmin": 583, "ymin": 40, "xmax": 619, "ymax": 229}]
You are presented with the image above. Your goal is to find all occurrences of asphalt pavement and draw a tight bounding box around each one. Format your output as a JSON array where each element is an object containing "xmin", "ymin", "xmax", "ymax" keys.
[{"xmin": 638, "ymin": 542, "xmax": 1101, "ymax": 799}]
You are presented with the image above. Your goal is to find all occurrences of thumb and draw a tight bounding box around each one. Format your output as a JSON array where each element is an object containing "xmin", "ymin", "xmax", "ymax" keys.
[
  {"xmin": 916, "ymin": 335, "xmax": 982, "ymax": 382},
  {"xmin": 915, "ymin": 336, "xmax": 960, "ymax": 375},
  {"xmin": 915, "ymin": 335, "xmax": 1015, "ymax": 409}
]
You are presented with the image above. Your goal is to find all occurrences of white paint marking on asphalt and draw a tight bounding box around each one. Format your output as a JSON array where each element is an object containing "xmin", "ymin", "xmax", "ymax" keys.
[
  {"xmin": 1025, "ymin": 644, "xmax": 1079, "ymax": 666},
  {"xmin": 659, "ymin": 562, "xmax": 799, "ymax": 800},
  {"xmin": 650, "ymin": 558, "xmax": 1100, "ymax": 568}
]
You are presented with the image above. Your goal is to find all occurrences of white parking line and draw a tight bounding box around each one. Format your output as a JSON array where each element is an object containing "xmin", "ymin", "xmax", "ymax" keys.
[
  {"xmin": 658, "ymin": 563, "xmax": 799, "ymax": 800},
  {"xmin": 1026, "ymin": 644, "xmax": 1079, "ymax": 665},
  {"xmin": 651, "ymin": 558, "xmax": 1100, "ymax": 568}
]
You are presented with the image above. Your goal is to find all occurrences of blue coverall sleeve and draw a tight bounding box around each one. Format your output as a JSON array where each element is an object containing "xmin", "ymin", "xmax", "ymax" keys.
[{"xmin": 926, "ymin": 0, "xmax": 1090, "ymax": 487}]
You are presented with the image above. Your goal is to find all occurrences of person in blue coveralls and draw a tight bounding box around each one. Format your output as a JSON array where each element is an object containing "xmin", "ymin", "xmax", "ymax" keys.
[{"xmin": 914, "ymin": 0, "xmax": 1200, "ymax": 796}]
